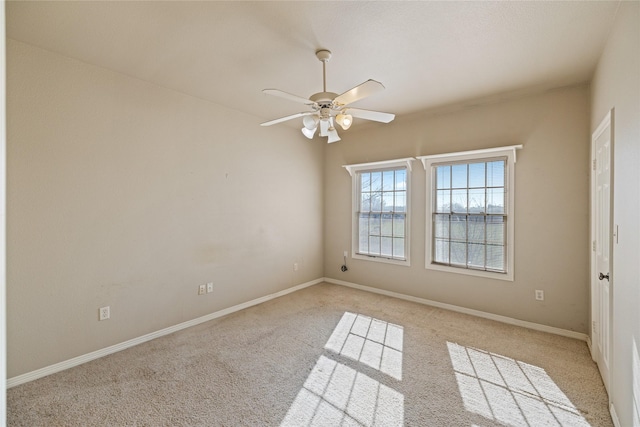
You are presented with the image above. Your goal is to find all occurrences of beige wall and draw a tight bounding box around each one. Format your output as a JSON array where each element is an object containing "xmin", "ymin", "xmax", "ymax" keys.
[
  {"xmin": 7, "ymin": 23, "xmax": 621, "ymax": 391},
  {"xmin": 591, "ymin": 2, "xmax": 640, "ymax": 425},
  {"xmin": 6, "ymin": 39, "xmax": 324, "ymax": 377},
  {"xmin": 324, "ymin": 85, "xmax": 591, "ymax": 333}
]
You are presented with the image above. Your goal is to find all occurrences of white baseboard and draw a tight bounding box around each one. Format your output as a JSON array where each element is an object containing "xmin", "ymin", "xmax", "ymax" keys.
[
  {"xmin": 610, "ymin": 402, "xmax": 620, "ymax": 427},
  {"xmin": 324, "ymin": 277, "xmax": 589, "ymax": 342},
  {"xmin": 586, "ymin": 336, "xmax": 595, "ymax": 360},
  {"xmin": 8, "ymin": 276, "xmax": 589, "ymax": 388},
  {"xmin": 7, "ymin": 278, "xmax": 323, "ymax": 388}
]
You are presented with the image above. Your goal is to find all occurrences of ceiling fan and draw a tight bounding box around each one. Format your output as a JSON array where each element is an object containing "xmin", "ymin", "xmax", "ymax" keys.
[{"xmin": 260, "ymin": 49, "xmax": 395, "ymax": 143}]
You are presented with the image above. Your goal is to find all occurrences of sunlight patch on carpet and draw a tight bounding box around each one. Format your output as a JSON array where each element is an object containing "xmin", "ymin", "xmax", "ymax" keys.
[
  {"xmin": 447, "ymin": 342, "xmax": 590, "ymax": 426},
  {"xmin": 281, "ymin": 355, "xmax": 404, "ymax": 427},
  {"xmin": 325, "ymin": 312, "xmax": 403, "ymax": 380},
  {"xmin": 281, "ymin": 312, "xmax": 405, "ymax": 426}
]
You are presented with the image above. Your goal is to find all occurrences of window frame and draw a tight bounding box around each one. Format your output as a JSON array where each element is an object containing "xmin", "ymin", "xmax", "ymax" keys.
[
  {"xmin": 344, "ymin": 158, "xmax": 414, "ymax": 266},
  {"xmin": 418, "ymin": 146, "xmax": 522, "ymax": 281}
]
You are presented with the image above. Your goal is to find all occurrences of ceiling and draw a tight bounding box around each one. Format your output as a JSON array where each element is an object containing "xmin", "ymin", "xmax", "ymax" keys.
[{"xmin": 6, "ymin": 1, "xmax": 620, "ymax": 129}]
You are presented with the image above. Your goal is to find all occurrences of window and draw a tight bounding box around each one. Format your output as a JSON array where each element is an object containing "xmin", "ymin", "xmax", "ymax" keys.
[
  {"xmin": 344, "ymin": 158, "xmax": 414, "ymax": 266},
  {"xmin": 418, "ymin": 146, "xmax": 521, "ymax": 280}
]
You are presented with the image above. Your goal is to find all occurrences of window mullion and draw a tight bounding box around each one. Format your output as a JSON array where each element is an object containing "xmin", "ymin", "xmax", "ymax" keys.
[
  {"xmin": 368, "ymin": 209, "xmax": 372, "ymax": 255},
  {"xmin": 448, "ymin": 166, "xmax": 452, "ymax": 266},
  {"xmin": 390, "ymin": 171, "xmax": 394, "ymax": 258},
  {"xmin": 484, "ymin": 162, "xmax": 488, "ymax": 270},
  {"xmin": 483, "ymin": 214, "xmax": 487, "ymax": 271},
  {"xmin": 466, "ymin": 164, "xmax": 470, "ymax": 268}
]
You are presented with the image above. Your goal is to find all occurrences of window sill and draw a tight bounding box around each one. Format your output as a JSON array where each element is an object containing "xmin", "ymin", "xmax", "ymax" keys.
[
  {"xmin": 353, "ymin": 253, "xmax": 411, "ymax": 267},
  {"xmin": 426, "ymin": 262, "xmax": 513, "ymax": 281}
]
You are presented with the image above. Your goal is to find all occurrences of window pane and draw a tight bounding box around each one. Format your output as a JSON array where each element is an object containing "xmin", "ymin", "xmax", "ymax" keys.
[
  {"xmin": 361, "ymin": 193, "xmax": 371, "ymax": 212},
  {"xmin": 370, "ymin": 236, "xmax": 381, "ymax": 255},
  {"xmin": 434, "ymin": 214, "xmax": 449, "ymax": 239},
  {"xmin": 369, "ymin": 213, "xmax": 381, "ymax": 235},
  {"xmin": 436, "ymin": 189, "xmax": 450, "ymax": 213},
  {"xmin": 361, "ymin": 173, "xmax": 371, "ymax": 192},
  {"xmin": 382, "ymin": 170, "xmax": 394, "ymax": 191},
  {"xmin": 436, "ymin": 165, "xmax": 451, "ymax": 189},
  {"xmin": 371, "ymin": 171, "xmax": 382, "ymax": 191},
  {"xmin": 382, "ymin": 192, "xmax": 394, "ymax": 212},
  {"xmin": 434, "ymin": 239, "xmax": 449, "ymax": 263},
  {"xmin": 450, "ymin": 215, "xmax": 467, "ymax": 241},
  {"xmin": 468, "ymin": 243, "xmax": 485, "ymax": 268},
  {"xmin": 393, "ymin": 214, "xmax": 405, "ymax": 237},
  {"xmin": 450, "ymin": 242, "xmax": 466, "ymax": 265},
  {"xmin": 381, "ymin": 237, "xmax": 393, "ymax": 257},
  {"xmin": 451, "ymin": 189, "xmax": 467, "ymax": 213},
  {"xmin": 486, "ymin": 216, "xmax": 505, "ymax": 245},
  {"xmin": 359, "ymin": 214, "xmax": 369, "ymax": 253},
  {"xmin": 486, "ymin": 244, "xmax": 504, "ymax": 271},
  {"xmin": 451, "ymin": 164, "xmax": 467, "ymax": 188},
  {"xmin": 468, "ymin": 216, "xmax": 485, "ymax": 244},
  {"xmin": 371, "ymin": 192, "xmax": 382, "ymax": 211},
  {"xmin": 393, "ymin": 238, "xmax": 405, "ymax": 259},
  {"xmin": 468, "ymin": 188, "xmax": 485, "ymax": 213},
  {"xmin": 395, "ymin": 169, "xmax": 406, "ymax": 191},
  {"xmin": 395, "ymin": 192, "xmax": 406, "ymax": 212},
  {"xmin": 381, "ymin": 214, "xmax": 393, "ymax": 236},
  {"xmin": 469, "ymin": 162, "xmax": 485, "ymax": 188},
  {"xmin": 487, "ymin": 160, "xmax": 505, "ymax": 187},
  {"xmin": 487, "ymin": 188, "xmax": 505, "ymax": 214}
]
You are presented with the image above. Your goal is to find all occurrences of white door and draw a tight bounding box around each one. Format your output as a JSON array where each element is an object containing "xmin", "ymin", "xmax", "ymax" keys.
[{"xmin": 591, "ymin": 110, "xmax": 613, "ymax": 394}]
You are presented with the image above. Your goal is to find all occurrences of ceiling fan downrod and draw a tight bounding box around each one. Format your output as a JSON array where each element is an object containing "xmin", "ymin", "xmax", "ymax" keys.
[{"xmin": 316, "ymin": 49, "xmax": 332, "ymax": 93}]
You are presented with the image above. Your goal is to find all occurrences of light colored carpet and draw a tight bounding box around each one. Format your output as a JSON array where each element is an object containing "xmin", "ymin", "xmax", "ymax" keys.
[{"xmin": 8, "ymin": 283, "xmax": 612, "ymax": 426}]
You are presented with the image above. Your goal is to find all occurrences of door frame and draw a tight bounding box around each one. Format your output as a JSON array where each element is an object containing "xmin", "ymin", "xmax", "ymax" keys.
[{"xmin": 590, "ymin": 108, "xmax": 614, "ymax": 398}]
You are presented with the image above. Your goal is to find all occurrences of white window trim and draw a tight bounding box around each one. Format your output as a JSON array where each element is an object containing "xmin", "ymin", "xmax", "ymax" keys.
[
  {"xmin": 417, "ymin": 145, "xmax": 522, "ymax": 281},
  {"xmin": 343, "ymin": 157, "xmax": 415, "ymax": 266}
]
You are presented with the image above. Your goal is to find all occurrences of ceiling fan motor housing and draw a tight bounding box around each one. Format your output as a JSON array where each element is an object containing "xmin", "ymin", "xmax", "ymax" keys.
[{"xmin": 310, "ymin": 92, "xmax": 339, "ymax": 107}]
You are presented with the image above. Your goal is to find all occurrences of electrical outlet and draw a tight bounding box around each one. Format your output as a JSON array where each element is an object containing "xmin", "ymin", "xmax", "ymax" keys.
[
  {"xmin": 344, "ymin": 251, "xmax": 348, "ymax": 257},
  {"xmin": 198, "ymin": 284, "xmax": 206, "ymax": 295},
  {"xmin": 293, "ymin": 263, "xmax": 299, "ymax": 272},
  {"xmin": 535, "ymin": 290, "xmax": 544, "ymax": 301},
  {"xmin": 99, "ymin": 306, "xmax": 110, "ymax": 321},
  {"xmin": 207, "ymin": 282, "xmax": 213, "ymax": 293}
]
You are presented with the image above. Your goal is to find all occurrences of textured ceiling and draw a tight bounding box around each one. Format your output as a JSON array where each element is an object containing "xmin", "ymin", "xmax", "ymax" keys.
[{"xmin": 7, "ymin": 1, "xmax": 620, "ymax": 128}]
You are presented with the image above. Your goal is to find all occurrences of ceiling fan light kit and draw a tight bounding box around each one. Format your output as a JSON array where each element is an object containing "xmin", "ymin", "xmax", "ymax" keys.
[
  {"xmin": 303, "ymin": 115, "xmax": 319, "ymax": 130},
  {"xmin": 301, "ymin": 127, "xmax": 316, "ymax": 139},
  {"xmin": 335, "ymin": 113, "xmax": 352, "ymax": 130},
  {"xmin": 261, "ymin": 49, "xmax": 395, "ymax": 143}
]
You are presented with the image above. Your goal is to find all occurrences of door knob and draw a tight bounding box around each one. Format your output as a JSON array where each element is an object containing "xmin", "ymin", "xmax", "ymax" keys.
[{"xmin": 599, "ymin": 272, "xmax": 609, "ymax": 281}]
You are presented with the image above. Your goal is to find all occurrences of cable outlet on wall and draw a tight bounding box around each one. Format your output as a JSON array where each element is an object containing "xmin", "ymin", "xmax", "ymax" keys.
[
  {"xmin": 99, "ymin": 306, "xmax": 110, "ymax": 321},
  {"xmin": 198, "ymin": 284, "xmax": 206, "ymax": 295},
  {"xmin": 207, "ymin": 282, "xmax": 214, "ymax": 293},
  {"xmin": 535, "ymin": 290, "xmax": 544, "ymax": 301}
]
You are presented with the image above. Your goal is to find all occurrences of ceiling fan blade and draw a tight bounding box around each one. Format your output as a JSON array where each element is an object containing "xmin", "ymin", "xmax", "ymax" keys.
[
  {"xmin": 263, "ymin": 89, "xmax": 317, "ymax": 106},
  {"xmin": 334, "ymin": 80, "xmax": 385, "ymax": 107},
  {"xmin": 260, "ymin": 112, "xmax": 315, "ymax": 127},
  {"xmin": 346, "ymin": 108, "xmax": 395, "ymax": 123}
]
